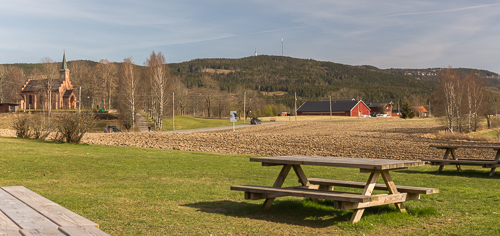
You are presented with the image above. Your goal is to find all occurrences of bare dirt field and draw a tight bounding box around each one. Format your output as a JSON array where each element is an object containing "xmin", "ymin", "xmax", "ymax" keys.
[
  {"xmin": 80, "ymin": 119, "xmax": 498, "ymax": 160},
  {"xmin": 3, "ymin": 119, "xmax": 498, "ymax": 160}
]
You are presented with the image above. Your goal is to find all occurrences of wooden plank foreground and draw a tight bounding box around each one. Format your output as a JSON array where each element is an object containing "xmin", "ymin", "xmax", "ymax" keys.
[{"xmin": 0, "ymin": 186, "xmax": 109, "ymax": 236}]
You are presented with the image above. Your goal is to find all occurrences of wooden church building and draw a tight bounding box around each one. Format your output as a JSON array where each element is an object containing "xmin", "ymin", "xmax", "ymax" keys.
[{"xmin": 20, "ymin": 53, "xmax": 77, "ymax": 110}]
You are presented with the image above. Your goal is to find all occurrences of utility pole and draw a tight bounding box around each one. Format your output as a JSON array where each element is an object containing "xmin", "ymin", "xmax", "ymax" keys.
[
  {"xmin": 243, "ymin": 91, "xmax": 246, "ymax": 123},
  {"xmin": 398, "ymin": 98, "xmax": 400, "ymax": 117},
  {"xmin": 429, "ymin": 101, "xmax": 431, "ymax": 117},
  {"xmin": 172, "ymin": 92, "xmax": 175, "ymax": 131},
  {"xmin": 78, "ymin": 86, "xmax": 81, "ymax": 112},
  {"xmin": 329, "ymin": 96, "xmax": 332, "ymax": 120},
  {"xmin": 282, "ymin": 38, "xmax": 283, "ymax": 56},
  {"xmin": 294, "ymin": 92, "xmax": 297, "ymax": 122}
]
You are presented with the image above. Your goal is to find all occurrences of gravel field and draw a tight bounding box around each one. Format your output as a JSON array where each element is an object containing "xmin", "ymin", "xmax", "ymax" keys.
[{"xmin": 3, "ymin": 120, "xmax": 498, "ymax": 160}]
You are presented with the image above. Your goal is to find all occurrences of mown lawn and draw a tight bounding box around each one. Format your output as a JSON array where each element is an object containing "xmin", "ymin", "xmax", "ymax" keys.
[{"xmin": 0, "ymin": 137, "xmax": 499, "ymax": 235}]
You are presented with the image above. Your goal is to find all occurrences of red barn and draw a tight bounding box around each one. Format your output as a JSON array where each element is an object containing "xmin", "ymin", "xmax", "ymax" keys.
[{"xmin": 296, "ymin": 99, "xmax": 370, "ymax": 117}]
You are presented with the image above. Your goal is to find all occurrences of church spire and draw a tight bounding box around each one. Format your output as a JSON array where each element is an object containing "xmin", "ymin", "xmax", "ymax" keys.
[{"xmin": 60, "ymin": 51, "xmax": 69, "ymax": 71}]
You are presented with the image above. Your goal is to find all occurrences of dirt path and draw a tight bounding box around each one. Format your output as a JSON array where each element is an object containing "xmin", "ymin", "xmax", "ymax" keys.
[{"xmin": 135, "ymin": 114, "xmax": 149, "ymax": 132}]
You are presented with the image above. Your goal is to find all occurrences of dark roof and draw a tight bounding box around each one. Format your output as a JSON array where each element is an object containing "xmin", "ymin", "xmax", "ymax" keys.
[
  {"xmin": 21, "ymin": 79, "xmax": 62, "ymax": 93},
  {"xmin": 63, "ymin": 90, "xmax": 73, "ymax": 98},
  {"xmin": 297, "ymin": 100, "xmax": 369, "ymax": 112},
  {"xmin": 366, "ymin": 101, "xmax": 393, "ymax": 108},
  {"xmin": 60, "ymin": 53, "xmax": 69, "ymax": 71},
  {"xmin": 0, "ymin": 103, "xmax": 19, "ymax": 106}
]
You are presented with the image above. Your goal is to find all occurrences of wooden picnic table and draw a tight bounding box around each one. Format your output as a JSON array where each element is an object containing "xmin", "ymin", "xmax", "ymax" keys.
[
  {"xmin": 231, "ymin": 156, "xmax": 438, "ymax": 223},
  {"xmin": 0, "ymin": 186, "xmax": 109, "ymax": 236},
  {"xmin": 422, "ymin": 145, "xmax": 500, "ymax": 176}
]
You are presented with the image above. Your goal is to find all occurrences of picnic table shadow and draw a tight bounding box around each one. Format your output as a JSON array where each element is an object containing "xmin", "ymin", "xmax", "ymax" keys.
[
  {"xmin": 183, "ymin": 200, "xmax": 400, "ymax": 228},
  {"xmin": 395, "ymin": 169, "xmax": 500, "ymax": 179}
]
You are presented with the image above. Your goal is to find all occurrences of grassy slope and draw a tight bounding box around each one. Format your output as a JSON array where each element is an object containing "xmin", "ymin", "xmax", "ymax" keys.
[{"xmin": 1, "ymin": 137, "xmax": 499, "ymax": 235}]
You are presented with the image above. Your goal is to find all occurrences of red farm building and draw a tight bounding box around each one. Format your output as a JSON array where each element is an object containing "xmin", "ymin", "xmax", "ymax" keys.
[
  {"xmin": 296, "ymin": 99, "xmax": 370, "ymax": 117},
  {"xmin": 366, "ymin": 101, "xmax": 394, "ymax": 117}
]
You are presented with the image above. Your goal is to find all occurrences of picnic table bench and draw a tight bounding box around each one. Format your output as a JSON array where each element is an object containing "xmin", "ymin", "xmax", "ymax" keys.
[
  {"xmin": 422, "ymin": 145, "xmax": 500, "ymax": 176},
  {"xmin": 0, "ymin": 186, "xmax": 109, "ymax": 236},
  {"xmin": 231, "ymin": 156, "xmax": 438, "ymax": 223}
]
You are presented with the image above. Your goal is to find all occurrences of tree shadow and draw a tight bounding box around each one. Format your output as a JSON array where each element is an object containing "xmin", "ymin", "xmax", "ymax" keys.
[{"xmin": 183, "ymin": 199, "xmax": 401, "ymax": 228}]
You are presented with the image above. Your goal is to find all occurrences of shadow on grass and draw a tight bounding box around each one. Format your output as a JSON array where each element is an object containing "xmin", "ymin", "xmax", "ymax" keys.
[
  {"xmin": 183, "ymin": 199, "xmax": 410, "ymax": 228},
  {"xmin": 395, "ymin": 169, "xmax": 500, "ymax": 179}
]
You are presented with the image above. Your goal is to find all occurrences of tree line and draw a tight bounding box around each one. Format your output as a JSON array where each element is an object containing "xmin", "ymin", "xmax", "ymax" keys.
[{"xmin": 432, "ymin": 67, "xmax": 500, "ymax": 133}]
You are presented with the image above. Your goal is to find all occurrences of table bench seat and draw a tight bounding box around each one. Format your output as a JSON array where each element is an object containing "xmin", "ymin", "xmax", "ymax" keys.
[
  {"xmin": 308, "ymin": 178, "xmax": 439, "ymax": 194},
  {"xmin": 231, "ymin": 185, "xmax": 411, "ymax": 210},
  {"xmin": 427, "ymin": 145, "xmax": 500, "ymax": 176},
  {"xmin": 429, "ymin": 145, "xmax": 500, "ymax": 150},
  {"xmin": 422, "ymin": 159, "xmax": 498, "ymax": 167}
]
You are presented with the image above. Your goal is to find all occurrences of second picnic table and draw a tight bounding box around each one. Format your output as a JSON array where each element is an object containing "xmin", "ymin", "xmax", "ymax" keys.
[
  {"xmin": 231, "ymin": 156, "xmax": 438, "ymax": 223},
  {"xmin": 422, "ymin": 145, "xmax": 500, "ymax": 176}
]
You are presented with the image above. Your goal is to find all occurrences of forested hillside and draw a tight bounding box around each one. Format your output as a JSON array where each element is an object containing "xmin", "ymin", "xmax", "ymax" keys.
[{"xmin": 169, "ymin": 55, "xmax": 435, "ymax": 104}]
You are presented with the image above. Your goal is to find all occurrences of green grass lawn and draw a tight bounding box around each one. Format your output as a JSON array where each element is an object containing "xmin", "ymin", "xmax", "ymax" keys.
[
  {"xmin": 144, "ymin": 115, "xmax": 248, "ymax": 131},
  {"xmin": 1, "ymin": 137, "xmax": 500, "ymax": 235}
]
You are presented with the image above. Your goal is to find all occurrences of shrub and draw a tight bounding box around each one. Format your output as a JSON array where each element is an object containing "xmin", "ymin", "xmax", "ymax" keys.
[
  {"xmin": 12, "ymin": 114, "xmax": 32, "ymax": 138},
  {"xmin": 55, "ymin": 112, "xmax": 96, "ymax": 144},
  {"xmin": 30, "ymin": 115, "xmax": 55, "ymax": 141}
]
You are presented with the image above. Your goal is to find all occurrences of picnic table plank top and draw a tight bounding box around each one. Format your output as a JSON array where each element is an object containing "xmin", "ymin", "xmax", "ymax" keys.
[
  {"xmin": 2, "ymin": 186, "xmax": 99, "ymax": 228},
  {"xmin": 430, "ymin": 145, "xmax": 500, "ymax": 150},
  {"xmin": 0, "ymin": 188, "xmax": 59, "ymax": 230},
  {"xmin": 0, "ymin": 186, "xmax": 107, "ymax": 236},
  {"xmin": 250, "ymin": 156, "xmax": 424, "ymax": 170}
]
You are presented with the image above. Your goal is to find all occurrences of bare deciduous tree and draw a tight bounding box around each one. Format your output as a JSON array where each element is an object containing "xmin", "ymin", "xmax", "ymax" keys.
[
  {"xmin": 438, "ymin": 68, "xmax": 459, "ymax": 133},
  {"xmin": 3, "ymin": 67, "xmax": 25, "ymax": 104},
  {"xmin": 464, "ymin": 70, "xmax": 485, "ymax": 132},
  {"xmin": 118, "ymin": 58, "xmax": 140, "ymax": 127},
  {"xmin": 145, "ymin": 51, "xmax": 171, "ymax": 129},
  {"xmin": 40, "ymin": 57, "xmax": 59, "ymax": 115},
  {"xmin": 96, "ymin": 59, "xmax": 117, "ymax": 110}
]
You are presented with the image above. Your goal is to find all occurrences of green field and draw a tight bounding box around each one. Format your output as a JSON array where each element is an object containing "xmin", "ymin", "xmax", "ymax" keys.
[
  {"xmin": 147, "ymin": 115, "xmax": 248, "ymax": 131},
  {"xmin": 1, "ymin": 137, "xmax": 499, "ymax": 235}
]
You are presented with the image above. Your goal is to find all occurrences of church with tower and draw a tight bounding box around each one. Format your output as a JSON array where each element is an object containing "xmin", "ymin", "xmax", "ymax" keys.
[{"xmin": 20, "ymin": 53, "xmax": 77, "ymax": 110}]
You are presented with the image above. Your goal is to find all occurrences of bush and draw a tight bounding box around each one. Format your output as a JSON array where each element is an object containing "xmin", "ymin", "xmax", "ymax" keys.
[
  {"xmin": 30, "ymin": 115, "xmax": 55, "ymax": 141},
  {"xmin": 12, "ymin": 114, "xmax": 32, "ymax": 138},
  {"xmin": 55, "ymin": 112, "xmax": 96, "ymax": 144}
]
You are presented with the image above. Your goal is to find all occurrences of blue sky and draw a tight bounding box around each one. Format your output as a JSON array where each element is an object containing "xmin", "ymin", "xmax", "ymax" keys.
[{"xmin": 2, "ymin": 1, "xmax": 500, "ymax": 73}]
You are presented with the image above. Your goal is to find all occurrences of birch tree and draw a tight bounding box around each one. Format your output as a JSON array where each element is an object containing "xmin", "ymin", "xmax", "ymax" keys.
[
  {"xmin": 438, "ymin": 68, "xmax": 458, "ymax": 133},
  {"xmin": 118, "ymin": 58, "xmax": 140, "ymax": 127},
  {"xmin": 464, "ymin": 71, "xmax": 485, "ymax": 132},
  {"xmin": 145, "ymin": 51, "xmax": 170, "ymax": 130}
]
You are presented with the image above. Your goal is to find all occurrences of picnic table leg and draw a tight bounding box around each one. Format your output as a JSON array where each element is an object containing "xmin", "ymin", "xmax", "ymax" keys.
[
  {"xmin": 450, "ymin": 149, "xmax": 462, "ymax": 171},
  {"xmin": 437, "ymin": 149, "xmax": 451, "ymax": 173},
  {"xmin": 381, "ymin": 171, "xmax": 406, "ymax": 213},
  {"xmin": 292, "ymin": 165, "xmax": 321, "ymax": 201},
  {"xmin": 350, "ymin": 171, "xmax": 380, "ymax": 223},
  {"xmin": 292, "ymin": 165, "xmax": 310, "ymax": 187},
  {"xmin": 263, "ymin": 164, "xmax": 292, "ymax": 209},
  {"xmin": 489, "ymin": 150, "xmax": 500, "ymax": 176}
]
